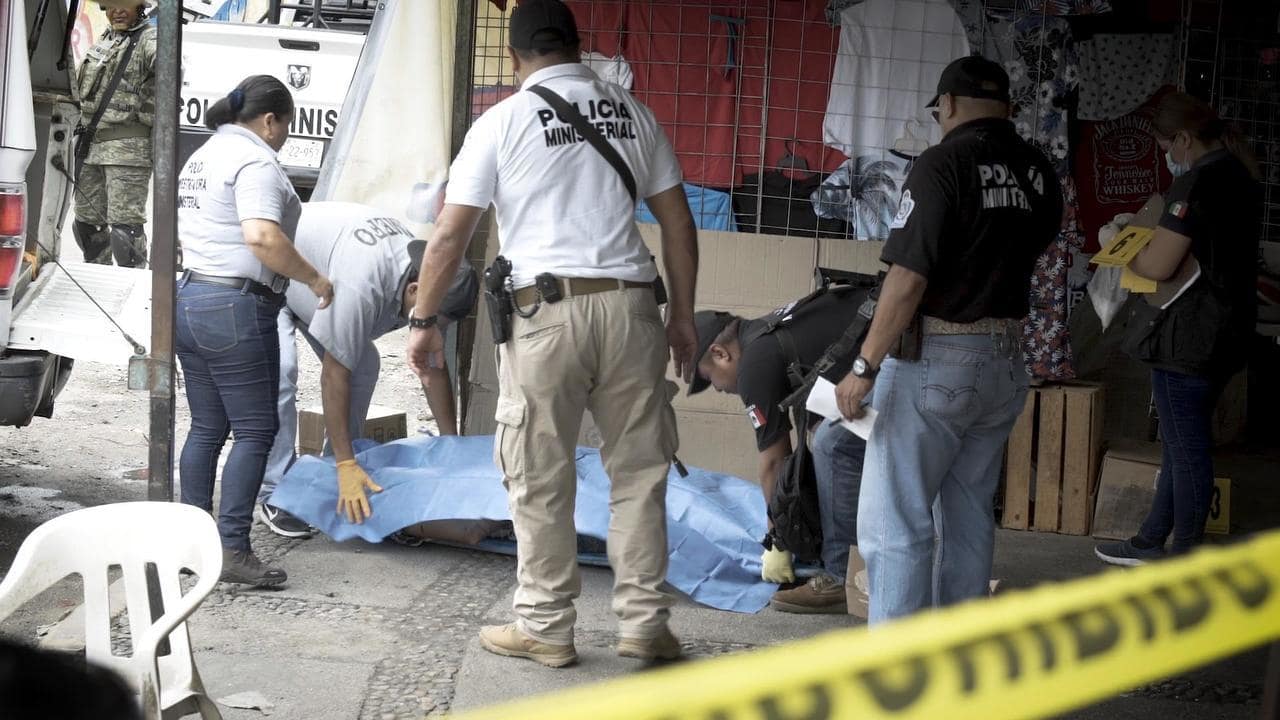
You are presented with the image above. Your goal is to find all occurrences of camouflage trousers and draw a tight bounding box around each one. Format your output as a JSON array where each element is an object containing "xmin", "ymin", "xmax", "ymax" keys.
[
  {"xmin": 75, "ymin": 163, "xmax": 150, "ymax": 226},
  {"xmin": 75, "ymin": 163, "xmax": 150, "ymax": 266}
]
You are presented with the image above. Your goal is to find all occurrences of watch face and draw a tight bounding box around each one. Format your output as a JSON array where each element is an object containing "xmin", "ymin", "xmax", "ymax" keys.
[{"xmin": 853, "ymin": 357, "xmax": 868, "ymax": 375}]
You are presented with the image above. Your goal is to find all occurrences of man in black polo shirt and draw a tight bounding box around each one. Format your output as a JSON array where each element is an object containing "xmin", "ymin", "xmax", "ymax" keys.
[
  {"xmin": 834, "ymin": 57, "xmax": 1063, "ymax": 624},
  {"xmin": 690, "ymin": 287, "xmax": 870, "ymax": 613}
]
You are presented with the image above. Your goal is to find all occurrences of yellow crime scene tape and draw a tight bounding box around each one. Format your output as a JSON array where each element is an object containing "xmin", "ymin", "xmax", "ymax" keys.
[{"xmin": 454, "ymin": 530, "xmax": 1280, "ymax": 720}]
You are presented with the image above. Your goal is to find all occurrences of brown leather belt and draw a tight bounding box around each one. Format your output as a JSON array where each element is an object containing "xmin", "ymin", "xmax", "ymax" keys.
[
  {"xmin": 512, "ymin": 277, "xmax": 650, "ymax": 307},
  {"xmin": 922, "ymin": 316, "xmax": 1021, "ymax": 336}
]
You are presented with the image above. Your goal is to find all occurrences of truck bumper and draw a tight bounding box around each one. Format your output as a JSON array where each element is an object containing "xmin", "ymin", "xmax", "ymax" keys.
[{"xmin": 0, "ymin": 350, "xmax": 73, "ymax": 427}]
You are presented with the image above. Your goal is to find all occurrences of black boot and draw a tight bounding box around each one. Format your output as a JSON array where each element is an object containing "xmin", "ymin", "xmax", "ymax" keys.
[
  {"xmin": 220, "ymin": 548, "xmax": 288, "ymax": 587},
  {"xmin": 72, "ymin": 220, "xmax": 112, "ymax": 265},
  {"xmin": 108, "ymin": 224, "xmax": 148, "ymax": 268}
]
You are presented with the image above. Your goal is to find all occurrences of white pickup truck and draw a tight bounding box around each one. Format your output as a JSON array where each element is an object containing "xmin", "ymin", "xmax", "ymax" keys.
[
  {"xmin": 179, "ymin": 1, "xmax": 370, "ymax": 196},
  {"xmin": 0, "ymin": 0, "xmax": 87, "ymax": 427}
]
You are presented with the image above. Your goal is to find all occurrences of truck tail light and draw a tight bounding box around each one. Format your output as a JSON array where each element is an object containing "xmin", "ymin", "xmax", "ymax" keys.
[{"xmin": 0, "ymin": 184, "xmax": 27, "ymax": 297}]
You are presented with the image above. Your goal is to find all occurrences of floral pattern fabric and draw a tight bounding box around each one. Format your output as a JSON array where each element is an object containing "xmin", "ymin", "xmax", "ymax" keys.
[
  {"xmin": 1023, "ymin": 176, "xmax": 1084, "ymax": 382},
  {"xmin": 951, "ymin": 4, "xmax": 1080, "ymax": 177}
]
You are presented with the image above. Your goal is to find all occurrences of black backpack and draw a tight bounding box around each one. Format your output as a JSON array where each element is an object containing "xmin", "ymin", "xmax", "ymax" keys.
[{"xmin": 748, "ymin": 278, "xmax": 877, "ymax": 562}]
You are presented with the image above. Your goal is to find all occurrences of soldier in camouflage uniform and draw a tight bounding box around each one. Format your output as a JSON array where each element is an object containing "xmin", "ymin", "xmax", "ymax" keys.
[{"xmin": 73, "ymin": 0, "xmax": 156, "ymax": 268}]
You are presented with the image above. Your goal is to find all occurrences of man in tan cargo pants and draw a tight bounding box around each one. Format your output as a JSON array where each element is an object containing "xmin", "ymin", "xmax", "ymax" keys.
[{"xmin": 405, "ymin": 0, "xmax": 698, "ymax": 668}]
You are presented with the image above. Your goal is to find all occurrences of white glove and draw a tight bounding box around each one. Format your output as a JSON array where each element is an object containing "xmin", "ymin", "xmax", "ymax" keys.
[{"xmin": 761, "ymin": 545, "xmax": 795, "ymax": 584}]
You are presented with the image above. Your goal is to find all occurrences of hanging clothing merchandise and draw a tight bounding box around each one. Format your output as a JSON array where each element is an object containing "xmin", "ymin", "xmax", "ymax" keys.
[
  {"xmin": 733, "ymin": 170, "xmax": 852, "ymax": 239},
  {"xmin": 1076, "ymin": 34, "xmax": 1176, "ymax": 121},
  {"xmin": 636, "ymin": 183, "xmax": 738, "ymax": 232},
  {"xmin": 953, "ymin": 3, "xmax": 1080, "ymax": 177},
  {"xmin": 822, "ymin": 0, "xmax": 970, "ymax": 159},
  {"xmin": 1075, "ymin": 87, "xmax": 1175, "ymax": 251},
  {"xmin": 582, "ymin": 51, "xmax": 634, "ymax": 89},
  {"xmin": 825, "ymin": 0, "xmax": 865, "ymax": 25},
  {"xmin": 810, "ymin": 154, "xmax": 910, "ymax": 240},
  {"xmin": 564, "ymin": 1, "xmax": 843, "ymax": 188},
  {"xmin": 1023, "ymin": 176, "xmax": 1084, "ymax": 382}
]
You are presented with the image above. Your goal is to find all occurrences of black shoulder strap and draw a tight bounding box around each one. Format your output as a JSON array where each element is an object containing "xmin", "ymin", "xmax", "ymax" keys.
[
  {"xmin": 779, "ymin": 285, "xmax": 882, "ymax": 412},
  {"xmin": 526, "ymin": 84, "xmax": 638, "ymax": 204},
  {"xmin": 739, "ymin": 283, "xmax": 834, "ymax": 348},
  {"xmin": 75, "ymin": 28, "xmax": 144, "ymax": 176}
]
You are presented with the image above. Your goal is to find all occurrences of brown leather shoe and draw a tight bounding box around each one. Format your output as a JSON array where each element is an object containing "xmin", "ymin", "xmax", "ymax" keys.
[
  {"xmin": 770, "ymin": 574, "xmax": 848, "ymax": 614},
  {"xmin": 616, "ymin": 626, "xmax": 682, "ymax": 662},
  {"xmin": 478, "ymin": 623, "xmax": 577, "ymax": 668}
]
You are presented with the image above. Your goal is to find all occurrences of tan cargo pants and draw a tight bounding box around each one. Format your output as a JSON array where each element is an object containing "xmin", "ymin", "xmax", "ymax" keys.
[{"xmin": 494, "ymin": 285, "xmax": 678, "ymax": 644}]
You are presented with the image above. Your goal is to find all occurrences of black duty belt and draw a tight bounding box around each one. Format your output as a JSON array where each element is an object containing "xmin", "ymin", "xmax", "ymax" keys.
[
  {"xmin": 183, "ymin": 270, "xmax": 282, "ymax": 299},
  {"xmin": 512, "ymin": 277, "xmax": 650, "ymax": 307}
]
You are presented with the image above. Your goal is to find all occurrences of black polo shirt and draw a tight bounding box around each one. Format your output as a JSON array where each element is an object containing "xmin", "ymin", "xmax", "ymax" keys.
[
  {"xmin": 1149, "ymin": 148, "xmax": 1261, "ymax": 377},
  {"xmin": 735, "ymin": 288, "xmax": 869, "ymax": 451},
  {"xmin": 881, "ymin": 117, "xmax": 1063, "ymax": 322}
]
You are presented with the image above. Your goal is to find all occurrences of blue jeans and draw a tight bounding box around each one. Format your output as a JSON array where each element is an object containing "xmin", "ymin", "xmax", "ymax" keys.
[
  {"xmin": 259, "ymin": 310, "xmax": 380, "ymax": 503},
  {"xmin": 1137, "ymin": 369, "xmax": 1219, "ymax": 553},
  {"xmin": 175, "ymin": 279, "xmax": 283, "ymax": 551},
  {"xmin": 810, "ymin": 421, "xmax": 865, "ymax": 580},
  {"xmin": 857, "ymin": 334, "xmax": 1029, "ymax": 624}
]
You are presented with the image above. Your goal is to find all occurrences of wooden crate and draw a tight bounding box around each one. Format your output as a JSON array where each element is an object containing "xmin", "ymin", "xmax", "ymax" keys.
[{"xmin": 1002, "ymin": 384, "xmax": 1105, "ymax": 535}]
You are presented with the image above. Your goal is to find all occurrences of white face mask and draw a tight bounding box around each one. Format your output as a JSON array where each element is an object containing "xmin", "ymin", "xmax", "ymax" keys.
[{"xmin": 1165, "ymin": 145, "xmax": 1191, "ymax": 178}]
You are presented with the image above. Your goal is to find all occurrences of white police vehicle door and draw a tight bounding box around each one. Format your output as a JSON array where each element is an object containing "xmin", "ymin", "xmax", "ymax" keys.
[{"xmin": 179, "ymin": 19, "xmax": 366, "ymax": 193}]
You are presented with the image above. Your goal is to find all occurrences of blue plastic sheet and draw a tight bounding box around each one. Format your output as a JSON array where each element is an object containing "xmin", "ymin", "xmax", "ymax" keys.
[{"xmin": 268, "ymin": 435, "xmax": 778, "ymax": 613}]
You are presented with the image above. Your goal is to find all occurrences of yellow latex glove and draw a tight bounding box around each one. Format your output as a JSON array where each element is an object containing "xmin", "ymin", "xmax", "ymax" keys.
[
  {"xmin": 761, "ymin": 545, "xmax": 795, "ymax": 584},
  {"xmin": 336, "ymin": 459, "xmax": 382, "ymax": 524}
]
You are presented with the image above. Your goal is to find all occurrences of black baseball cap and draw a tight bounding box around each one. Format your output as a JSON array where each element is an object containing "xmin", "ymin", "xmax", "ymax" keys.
[
  {"xmin": 926, "ymin": 56, "xmax": 1011, "ymax": 108},
  {"xmin": 688, "ymin": 310, "xmax": 738, "ymax": 395},
  {"xmin": 404, "ymin": 240, "xmax": 479, "ymax": 323},
  {"xmin": 509, "ymin": 0, "xmax": 580, "ymax": 52}
]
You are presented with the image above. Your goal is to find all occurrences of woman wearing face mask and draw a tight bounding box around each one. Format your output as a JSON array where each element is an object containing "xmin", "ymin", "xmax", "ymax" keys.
[
  {"xmin": 1095, "ymin": 92, "xmax": 1261, "ymax": 567},
  {"xmin": 175, "ymin": 75, "xmax": 334, "ymax": 586}
]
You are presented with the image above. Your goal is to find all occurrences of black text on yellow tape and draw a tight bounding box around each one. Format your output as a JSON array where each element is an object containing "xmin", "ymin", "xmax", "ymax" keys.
[{"xmin": 455, "ymin": 531, "xmax": 1280, "ymax": 720}]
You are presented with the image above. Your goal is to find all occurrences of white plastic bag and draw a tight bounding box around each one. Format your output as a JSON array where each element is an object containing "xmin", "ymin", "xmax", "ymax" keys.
[{"xmin": 1087, "ymin": 213, "xmax": 1136, "ymax": 331}]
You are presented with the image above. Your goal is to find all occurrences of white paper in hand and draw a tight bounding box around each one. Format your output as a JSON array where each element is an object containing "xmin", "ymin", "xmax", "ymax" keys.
[{"xmin": 805, "ymin": 376, "xmax": 876, "ymax": 440}]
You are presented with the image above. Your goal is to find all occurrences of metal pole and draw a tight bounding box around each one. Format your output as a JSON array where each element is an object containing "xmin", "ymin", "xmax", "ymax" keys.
[
  {"xmin": 1263, "ymin": 642, "xmax": 1280, "ymax": 720},
  {"xmin": 147, "ymin": 0, "xmax": 180, "ymax": 502},
  {"xmin": 450, "ymin": 0, "xmax": 477, "ymax": 432}
]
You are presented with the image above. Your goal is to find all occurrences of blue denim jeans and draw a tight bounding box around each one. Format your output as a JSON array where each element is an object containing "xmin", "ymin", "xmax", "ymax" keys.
[
  {"xmin": 857, "ymin": 334, "xmax": 1029, "ymax": 624},
  {"xmin": 1137, "ymin": 368, "xmax": 1219, "ymax": 553},
  {"xmin": 175, "ymin": 279, "xmax": 283, "ymax": 551},
  {"xmin": 259, "ymin": 310, "xmax": 381, "ymax": 503},
  {"xmin": 810, "ymin": 421, "xmax": 865, "ymax": 580}
]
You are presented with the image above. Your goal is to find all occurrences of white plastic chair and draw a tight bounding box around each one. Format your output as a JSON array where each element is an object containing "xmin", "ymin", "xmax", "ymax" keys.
[{"xmin": 0, "ymin": 501, "xmax": 224, "ymax": 719}]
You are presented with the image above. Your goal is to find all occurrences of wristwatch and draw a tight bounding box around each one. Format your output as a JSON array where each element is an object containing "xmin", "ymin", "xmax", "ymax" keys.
[
  {"xmin": 852, "ymin": 355, "xmax": 879, "ymax": 379},
  {"xmin": 407, "ymin": 311, "xmax": 438, "ymax": 330}
]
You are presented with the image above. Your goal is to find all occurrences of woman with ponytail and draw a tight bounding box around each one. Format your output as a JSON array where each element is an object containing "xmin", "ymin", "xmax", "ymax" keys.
[
  {"xmin": 1095, "ymin": 92, "xmax": 1262, "ymax": 567},
  {"xmin": 175, "ymin": 74, "xmax": 334, "ymax": 586}
]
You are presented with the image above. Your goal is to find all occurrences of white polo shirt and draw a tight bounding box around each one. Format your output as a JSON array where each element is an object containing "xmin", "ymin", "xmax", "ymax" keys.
[
  {"xmin": 177, "ymin": 124, "xmax": 301, "ymax": 287},
  {"xmin": 285, "ymin": 202, "xmax": 413, "ymax": 371},
  {"xmin": 445, "ymin": 63, "xmax": 682, "ymax": 287}
]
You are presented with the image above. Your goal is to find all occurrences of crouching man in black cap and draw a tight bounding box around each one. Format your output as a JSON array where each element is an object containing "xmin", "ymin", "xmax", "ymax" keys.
[
  {"xmin": 834, "ymin": 56, "xmax": 1063, "ymax": 624},
  {"xmin": 690, "ymin": 285, "xmax": 871, "ymax": 614}
]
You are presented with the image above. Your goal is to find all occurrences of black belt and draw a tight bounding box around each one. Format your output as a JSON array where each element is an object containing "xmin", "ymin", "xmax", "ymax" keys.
[{"xmin": 183, "ymin": 270, "xmax": 282, "ymax": 298}]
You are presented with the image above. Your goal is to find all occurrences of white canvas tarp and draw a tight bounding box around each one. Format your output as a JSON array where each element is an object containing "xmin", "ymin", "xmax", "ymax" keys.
[{"xmin": 312, "ymin": 0, "xmax": 456, "ymax": 237}]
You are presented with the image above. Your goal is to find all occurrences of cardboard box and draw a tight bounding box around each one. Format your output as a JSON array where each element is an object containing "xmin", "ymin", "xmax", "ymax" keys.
[
  {"xmin": 1003, "ymin": 383, "xmax": 1105, "ymax": 535},
  {"xmin": 1091, "ymin": 442, "xmax": 1160, "ymax": 540},
  {"xmin": 297, "ymin": 404, "xmax": 408, "ymax": 456},
  {"xmin": 1091, "ymin": 444, "xmax": 1232, "ymax": 539}
]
